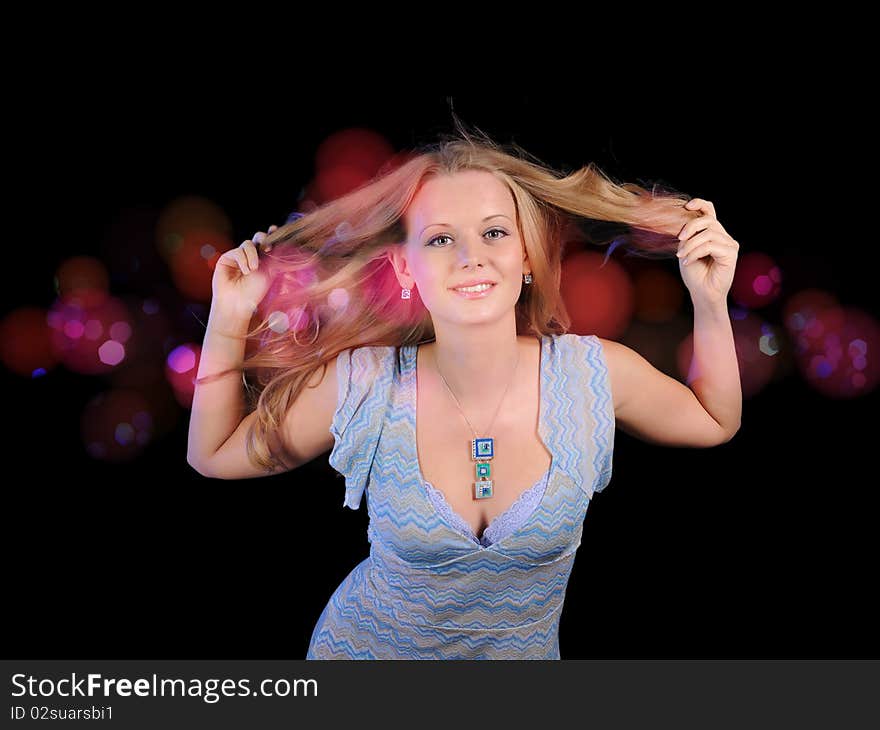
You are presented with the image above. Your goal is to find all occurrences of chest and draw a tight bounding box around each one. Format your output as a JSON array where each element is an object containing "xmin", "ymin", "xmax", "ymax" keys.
[{"xmin": 414, "ymin": 348, "xmax": 552, "ymax": 539}]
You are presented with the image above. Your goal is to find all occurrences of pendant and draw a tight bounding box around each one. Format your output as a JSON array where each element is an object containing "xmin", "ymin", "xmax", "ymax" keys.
[{"xmin": 472, "ymin": 437, "xmax": 494, "ymax": 500}]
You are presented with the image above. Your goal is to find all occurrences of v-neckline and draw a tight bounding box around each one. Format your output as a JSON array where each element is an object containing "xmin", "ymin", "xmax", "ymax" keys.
[{"xmin": 409, "ymin": 335, "xmax": 554, "ymax": 548}]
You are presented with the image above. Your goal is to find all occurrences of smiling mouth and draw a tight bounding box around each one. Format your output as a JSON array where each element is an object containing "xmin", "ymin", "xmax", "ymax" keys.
[
  {"xmin": 449, "ymin": 283, "xmax": 498, "ymax": 300},
  {"xmin": 450, "ymin": 283, "xmax": 497, "ymax": 293}
]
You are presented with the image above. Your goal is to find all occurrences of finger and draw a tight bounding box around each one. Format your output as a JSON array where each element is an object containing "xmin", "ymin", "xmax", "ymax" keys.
[
  {"xmin": 254, "ymin": 230, "xmax": 273, "ymax": 253},
  {"xmin": 678, "ymin": 215, "xmax": 717, "ymax": 244},
  {"xmin": 218, "ymin": 249, "xmax": 247, "ymax": 275},
  {"xmin": 677, "ymin": 229, "xmax": 715, "ymax": 260},
  {"xmin": 265, "ymin": 224, "xmax": 279, "ymax": 250},
  {"xmin": 684, "ymin": 197, "xmax": 717, "ymax": 218},
  {"xmin": 681, "ymin": 241, "xmax": 727, "ymax": 266},
  {"xmin": 681, "ymin": 243, "xmax": 709, "ymax": 266},
  {"xmin": 240, "ymin": 240, "xmax": 259, "ymax": 271},
  {"xmin": 234, "ymin": 249, "xmax": 251, "ymax": 275},
  {"xmin": 230, "ymin": 245, "xmax": 251, "ymax": 275},
  {"xmin": 218, "ymin": 248, "xmax": 249, "ymax": 275},
  {"xmin": 680, "ymin": 243, "xmax": 712, "ymax": 266}
]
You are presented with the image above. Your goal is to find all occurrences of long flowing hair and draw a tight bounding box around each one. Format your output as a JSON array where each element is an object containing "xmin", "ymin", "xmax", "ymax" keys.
[{"xmin": 196, "ymin": 119, "xmax": 698, "ymax": 471}]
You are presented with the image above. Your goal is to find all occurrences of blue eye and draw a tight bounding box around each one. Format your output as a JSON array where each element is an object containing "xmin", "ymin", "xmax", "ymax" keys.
[{"xmin": 426, "ymin": 228, "xmax": 508, "ymax": 247}]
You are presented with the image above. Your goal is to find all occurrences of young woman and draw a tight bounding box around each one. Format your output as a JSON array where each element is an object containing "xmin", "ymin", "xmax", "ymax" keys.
[{"xmin": 187, "ymin": 127, "xmax": 742, "ymax": 659}]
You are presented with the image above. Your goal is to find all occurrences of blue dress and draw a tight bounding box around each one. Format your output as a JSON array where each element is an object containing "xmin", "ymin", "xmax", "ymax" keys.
[{"xmin": 306, "ymin": 333, "xmax": 615, "ymax": 659}]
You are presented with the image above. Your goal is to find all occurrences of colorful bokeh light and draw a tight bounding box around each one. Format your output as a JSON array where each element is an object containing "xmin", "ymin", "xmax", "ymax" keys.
[
  {"xmin": 783, "ymin": 290, "xmax": 879, "ymax": 398},
  {"xmin": 80, "ymin": 389, "xmax": 155, "ymax": 462},
  {"xmin": 730, "ymin": 251, "xmax": 783, "ymax": 309},
  {"xmin": 561, "ymin": 250, "xmax": 634, "ymax": 339},
  {"xmin": 47, "ymin": 292, "xmax": 136, "ymax": 375},
  {"xmin": 313, "ymin": 128, "xmax": 396, "ymax": 203}
]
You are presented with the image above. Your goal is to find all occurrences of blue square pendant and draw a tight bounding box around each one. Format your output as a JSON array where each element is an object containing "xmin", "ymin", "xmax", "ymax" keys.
[
  {"xmin": 472, "ymin": 438, "xmax": 494, "ymax": 460},
  {"xmin": 474, "ymin": 480, "xmax": 494, "ymax": 499}
]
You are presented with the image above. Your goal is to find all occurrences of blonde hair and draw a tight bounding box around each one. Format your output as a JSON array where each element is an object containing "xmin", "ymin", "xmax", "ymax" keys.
[{"xmin": 196, "ymin": 118, "xmax": 697, "ymax": 472}]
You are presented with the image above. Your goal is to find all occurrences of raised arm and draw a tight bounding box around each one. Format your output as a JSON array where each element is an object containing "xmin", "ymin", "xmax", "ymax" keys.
[
  {"xmin": 187, "ymin": 225, "xmax": 338, "ymax": 479},
  {"xmin": 604, "ymin": 196, "xmax": 742, "ymax": 447}
]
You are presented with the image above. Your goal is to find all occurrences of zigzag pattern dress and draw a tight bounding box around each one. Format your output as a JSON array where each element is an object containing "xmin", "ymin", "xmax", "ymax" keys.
[{"xmin": 306, "ymin": 333, "xmax": 615, "ymax": 659}]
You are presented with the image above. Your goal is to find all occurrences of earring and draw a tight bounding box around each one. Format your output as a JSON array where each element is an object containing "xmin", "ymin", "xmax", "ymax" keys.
[{"xmin": 523, "ymin": 273, "xmax": 532, "ymax": 284}]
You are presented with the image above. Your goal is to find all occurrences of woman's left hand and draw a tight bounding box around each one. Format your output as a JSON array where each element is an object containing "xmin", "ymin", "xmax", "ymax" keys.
[{"xmin": 676, "ymin": 198, "xmax": 740, "ymax": 306}]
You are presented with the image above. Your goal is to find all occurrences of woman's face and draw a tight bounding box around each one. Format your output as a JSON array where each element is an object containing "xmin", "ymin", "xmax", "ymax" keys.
[{"xmin": 395, "ymin": 170, "xmax": 527, "ymax": 326}]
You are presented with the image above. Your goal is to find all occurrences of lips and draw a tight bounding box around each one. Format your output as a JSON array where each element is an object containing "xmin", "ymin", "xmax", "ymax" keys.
[
  {"xmin": 449, "ymin": 280, "xmax": 497, "ymax": 290},
  {"xmin": 450, "ymin": 282, "xmax": 497, "ymax": 299},
  {"xmin": 450, "ymin": 284, "xmax": 496, "ymax": 293}
]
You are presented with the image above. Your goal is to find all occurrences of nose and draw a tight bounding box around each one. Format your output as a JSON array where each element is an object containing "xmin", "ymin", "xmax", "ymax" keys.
[{"xmin": 455, "ymin": 235, "xmax": 485, "ymax": 269}]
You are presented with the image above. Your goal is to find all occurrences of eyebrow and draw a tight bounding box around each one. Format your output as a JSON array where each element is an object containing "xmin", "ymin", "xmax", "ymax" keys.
[{"xmin": 420, "ymin": 214, "xmax": 512, "ymax": 238}]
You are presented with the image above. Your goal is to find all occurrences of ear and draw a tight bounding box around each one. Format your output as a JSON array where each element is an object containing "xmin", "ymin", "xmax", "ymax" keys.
[{"xmin": 386, "ymin": 245, "xmax": 414, "ymax": 287}]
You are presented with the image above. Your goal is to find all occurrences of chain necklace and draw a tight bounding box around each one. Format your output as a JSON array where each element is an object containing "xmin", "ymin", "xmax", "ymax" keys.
[{"xmin": 431, "ymin": 344, "xmax": 521, "ymax": 500}]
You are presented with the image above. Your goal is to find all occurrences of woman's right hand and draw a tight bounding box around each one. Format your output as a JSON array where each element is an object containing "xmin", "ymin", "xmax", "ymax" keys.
[{"xmin": 212, "ymin": 225, "xmax": 278, "ymax": 320}]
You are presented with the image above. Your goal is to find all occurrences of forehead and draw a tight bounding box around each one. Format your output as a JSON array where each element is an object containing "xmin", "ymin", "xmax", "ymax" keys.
[{"xmin": 407, "ymin": 170, "xmax": 513, "ymax": 220}]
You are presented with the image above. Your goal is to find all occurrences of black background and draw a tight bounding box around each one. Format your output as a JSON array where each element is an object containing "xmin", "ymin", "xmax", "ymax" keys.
[{"xmin": 4, "ymin": 86, "xmax": 876, "ymax": 659}]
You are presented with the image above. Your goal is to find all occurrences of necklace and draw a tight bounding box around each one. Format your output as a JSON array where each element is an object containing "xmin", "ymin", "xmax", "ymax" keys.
[{"xmin": 431, "ymin": 343, "xmax": 521, "ymax": 501}]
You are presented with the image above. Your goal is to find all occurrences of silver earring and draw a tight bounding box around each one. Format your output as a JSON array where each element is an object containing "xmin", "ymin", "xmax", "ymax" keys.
[
  {"xmin": 523, "ymin": 273, "xmax": 532, "ymax": 284},
  {"xmin": 401, "ymin": 287, "xmax": 411, "ymax": 299}
]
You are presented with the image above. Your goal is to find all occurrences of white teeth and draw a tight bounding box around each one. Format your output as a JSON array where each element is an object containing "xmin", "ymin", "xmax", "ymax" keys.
[{"xmin": 454, "ymin": 283, "xmax": 494, "ymax": 293}]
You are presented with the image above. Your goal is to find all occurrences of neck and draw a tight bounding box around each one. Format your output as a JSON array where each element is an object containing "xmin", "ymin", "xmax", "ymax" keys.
[{"xmin": 428, "ymin": 321, "xmax": 525, "ymax": 404}]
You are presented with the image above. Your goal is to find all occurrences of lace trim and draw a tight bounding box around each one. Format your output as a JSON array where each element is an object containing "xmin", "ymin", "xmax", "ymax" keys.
[{"xmin": 424, "ymin": 468, "xmax": 550, "ymax": 546}]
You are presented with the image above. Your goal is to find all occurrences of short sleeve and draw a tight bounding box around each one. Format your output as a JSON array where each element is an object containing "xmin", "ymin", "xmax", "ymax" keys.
[
  {"xmin": 328, "ymin": 345, "xmax": 396, "ymax": 511},
  {"xmin": 579, "ymin": 335, "xmax": 616, "ymax": 495}
]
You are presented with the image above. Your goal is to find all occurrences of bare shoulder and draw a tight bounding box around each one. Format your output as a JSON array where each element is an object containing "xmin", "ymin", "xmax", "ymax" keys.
[{"xmin": 592, "ymin": 335, "xmax": 668, "ymax": 416}]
